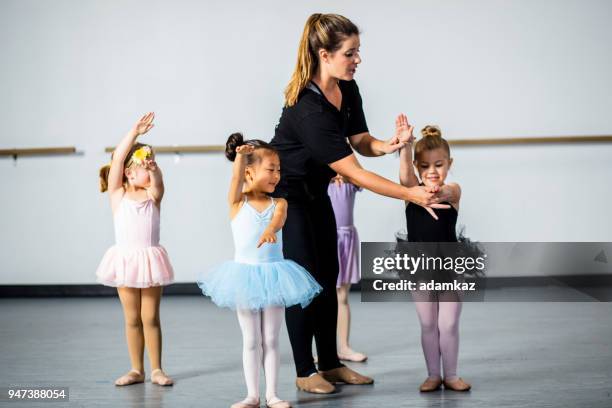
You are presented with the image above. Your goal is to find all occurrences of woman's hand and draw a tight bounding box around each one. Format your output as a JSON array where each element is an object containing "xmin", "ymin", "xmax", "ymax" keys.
[
  {"xmin": 425, "ymin": 184, "xmax": 440, "ymax": 193},
  {"xmin": 257, "ymin": 229, "xmax": 277, "ymax": 248},
  {"xmin": 379, "ymin": 133, "xmax": 406, "ymax": 154},
  {"xmin": 377, "ymin": 113, "xmax": 415, "ymax": 154},
  {"xmin": 131, "ymin": 112, "xmax": 155, "ymax": 136},
  {"xmin": 405, "ymin": 185, "xmax": 450, "ymax": 220}
]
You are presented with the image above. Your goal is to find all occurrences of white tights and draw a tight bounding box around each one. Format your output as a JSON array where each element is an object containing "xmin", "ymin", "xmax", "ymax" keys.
[{"xmin": 236, "ymin": 306, "xmax": 284, "ymax": 403}]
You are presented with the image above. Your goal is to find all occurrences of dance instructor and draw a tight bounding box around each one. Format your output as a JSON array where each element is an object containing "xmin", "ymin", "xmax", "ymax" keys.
[{"xmin": 270, "ymin": 13, "xmax": 453, "ymax": 394}]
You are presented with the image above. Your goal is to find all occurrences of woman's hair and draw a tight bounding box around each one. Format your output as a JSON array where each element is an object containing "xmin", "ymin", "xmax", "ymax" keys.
[
  {"xmin": 99, "ymin": 142, "xmax": 152, "ymax": 192},
  {"xmin": 414, "ymin": 125, "xmax": 451, "ymax": 162},
  {"xmin": 284, "ymin": 13, "xmax": 360, "ymax": 107},
  {"xmin": 225, "ymin": 132, "xmax": 278, "ymax": 165}
]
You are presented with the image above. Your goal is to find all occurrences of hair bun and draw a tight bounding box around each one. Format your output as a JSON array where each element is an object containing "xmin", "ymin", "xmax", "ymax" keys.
[
  {"xmin": 421, "ymin": 125, "xmax": 442, "ymax": 139},
  {"xmin": 225, "ymin": 132, "xmax": 245, "ymax": 161}
]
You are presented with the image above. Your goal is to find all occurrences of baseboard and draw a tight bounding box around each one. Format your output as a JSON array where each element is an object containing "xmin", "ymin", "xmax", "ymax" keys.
[{"xmin": 1, "ymin": 275, "xmax": 610, "ymax": 297}]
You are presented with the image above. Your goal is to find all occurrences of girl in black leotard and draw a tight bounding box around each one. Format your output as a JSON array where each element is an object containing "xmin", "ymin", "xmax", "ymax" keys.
[{"xmin": 397, "ymin": 114, "xmax": 471, "ymax": 393}]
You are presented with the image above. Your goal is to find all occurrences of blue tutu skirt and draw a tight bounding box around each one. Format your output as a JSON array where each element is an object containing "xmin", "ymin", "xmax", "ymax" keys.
[{"xmin": 197, "ymin": 259, "xmax": 322, "ymax": 310}]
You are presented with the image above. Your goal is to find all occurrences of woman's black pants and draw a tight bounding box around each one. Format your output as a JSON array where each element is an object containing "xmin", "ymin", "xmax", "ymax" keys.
[{"xmin": 282, "ymin": 194, "xmax": 344, "ymax": 377}]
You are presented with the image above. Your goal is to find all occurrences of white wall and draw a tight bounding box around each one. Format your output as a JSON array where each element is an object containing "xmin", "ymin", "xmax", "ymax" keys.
[{"xmin": 1, "ymin": 0, "xmax": 611, "ymax": 284}]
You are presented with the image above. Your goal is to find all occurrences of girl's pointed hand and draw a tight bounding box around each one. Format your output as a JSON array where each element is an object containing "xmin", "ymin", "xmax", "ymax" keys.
[{"xmin": 257, "ymin": 230, "xmax": 277, "ymax": 248}]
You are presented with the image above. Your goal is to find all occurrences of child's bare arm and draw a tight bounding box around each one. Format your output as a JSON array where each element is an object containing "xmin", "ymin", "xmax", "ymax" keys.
[
  {"xmin": 257, "ymin": 198, "xmax": 287, "ymax": 248},
  {"xmin": 228, "ymin": 145, "xmax": 254, "ymax": 212},
  {"xmin": 107, "ymin": 112, "xmax": 155, "ymax": 195},
  {"xmin": 267, "ymin": 198, "xmax": 288, "ymax": 233},
  {"xmin": 399, "ymin": 146, "xmax": 419, "ymax": 188},
  {"xmin": 145, "ymin": 160, "xmax": 164, "ymax": 203},
  {"xmin": 397, "ymin": 114, "xmax": 419, "ymax": 189},
  {"xmin": 439, "ymin": 183, "xmax": 461, "ymax": 208}
]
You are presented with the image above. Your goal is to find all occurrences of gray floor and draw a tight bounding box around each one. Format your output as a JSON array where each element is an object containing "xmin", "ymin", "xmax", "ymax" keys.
[{"xmin": 1, "ymin": 294, "xmax": 611, "ymax": 408}]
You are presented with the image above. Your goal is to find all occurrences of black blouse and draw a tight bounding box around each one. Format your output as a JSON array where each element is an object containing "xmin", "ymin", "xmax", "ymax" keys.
[{"xmin": 270, "ymin": 80, "xmax": 368, "ymax": 199}]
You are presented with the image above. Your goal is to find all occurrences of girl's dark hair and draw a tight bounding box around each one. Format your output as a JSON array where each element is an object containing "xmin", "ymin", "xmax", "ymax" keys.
[{"xmin": 225, "ymin": 132, "xmax": 278, "ymax": 165}]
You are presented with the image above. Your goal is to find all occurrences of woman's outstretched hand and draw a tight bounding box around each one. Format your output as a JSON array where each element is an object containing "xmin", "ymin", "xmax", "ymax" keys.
[
  {"xmin": 132, "ymin": 112, "xmax": 155, "ymax": 136},
  {"xmin": 380, "ymin": 134, "xmax": 405, "ymax": 154},
  {"xmin": 378, "ymin": 113, "xmax": 416, "ymax": 154},
  {"xmin": 406, "ymin": 185, "xmax": 450, "ymax": 220}
]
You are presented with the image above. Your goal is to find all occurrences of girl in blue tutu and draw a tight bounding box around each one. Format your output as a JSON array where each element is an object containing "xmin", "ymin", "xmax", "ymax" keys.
[{"xmin": 198, "ymin": 133, "xmax": 322, "ymax": 408}]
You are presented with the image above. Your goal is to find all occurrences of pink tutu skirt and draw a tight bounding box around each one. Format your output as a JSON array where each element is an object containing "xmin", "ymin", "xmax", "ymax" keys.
[
  {"xmin": 336, "ymin": 225, "xmax": 360, "ymax": 287},
  {"xmin": 96, "ymin": 245, "xmax": 174, "ymax": 288}
]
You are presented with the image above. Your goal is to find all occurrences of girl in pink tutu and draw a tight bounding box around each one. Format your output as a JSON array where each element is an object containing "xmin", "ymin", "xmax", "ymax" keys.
[
  {"xmin": 328, "ymin": 175, "xmax": 367, "ymax": 362},
  {"xmin": 97, "ymin": 112, "xmax": 174, "ymax": 387}
]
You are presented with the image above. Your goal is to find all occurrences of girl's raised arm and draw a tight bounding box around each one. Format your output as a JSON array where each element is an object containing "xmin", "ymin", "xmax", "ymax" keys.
[
  {"xmin": 228, "ymin": 145, "xmax": 254, "ymax": 209},
  {"xmin": 397, "ymin": 114, "xmax": 419, "ymax": 189},
  {"xmin": 107, "ymin": 112, "xmax": 155, "ymax": 196}
]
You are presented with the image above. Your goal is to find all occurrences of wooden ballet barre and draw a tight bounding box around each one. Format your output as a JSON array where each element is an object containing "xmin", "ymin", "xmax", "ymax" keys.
[
  {"xmin": 106, "ymin": 136, "xmax": 612, "ymax": 153},
  {"xmin": 0, "ymin": 147, "xmax": 77, "ymax": 157},
  {"xmin": 449, "ymin": 135, "xmax": 612, "ymax": 146},
  {"xmin": 105, "ymin": 145, "xmax": 224, "ymax": 153}
]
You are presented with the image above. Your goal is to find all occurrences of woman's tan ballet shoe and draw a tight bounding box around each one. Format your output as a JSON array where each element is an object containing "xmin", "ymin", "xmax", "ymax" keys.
[
  {"xmin": 319, "ymin": 366, "xmax": 374, "ymax": 385},
  {"xmin": 295, "ymin": 373, "xmax": 335, "ymax": 394}
]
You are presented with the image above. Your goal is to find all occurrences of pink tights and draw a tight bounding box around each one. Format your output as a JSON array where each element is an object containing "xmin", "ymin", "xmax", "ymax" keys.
[{"xmin": 414, "ymin": 301, "xmax": 462, "ymax": 380}]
